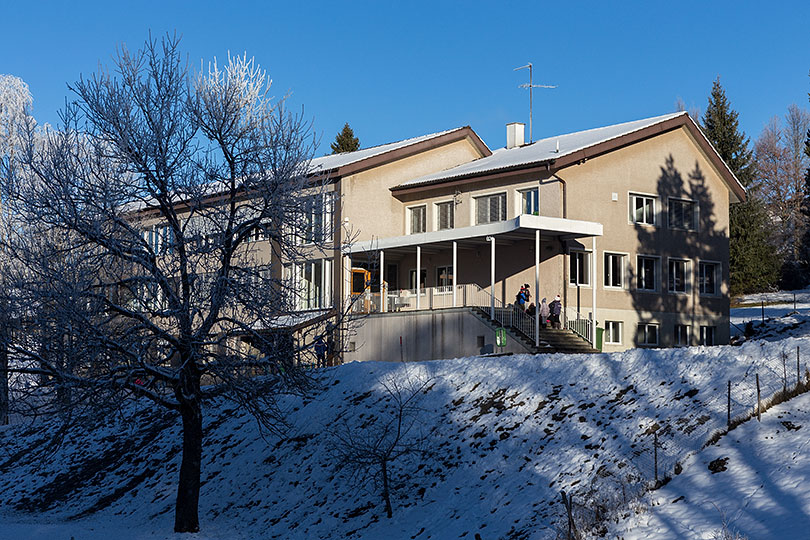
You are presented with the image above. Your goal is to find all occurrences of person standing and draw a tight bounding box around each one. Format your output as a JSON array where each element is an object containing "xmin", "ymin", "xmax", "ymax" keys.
[
  {"xmin": 549, "ymin": 295, "xmax": 562, "ymax": 329},
  {"xmin": 515, "ymin": 285, "xmax": 527, "ymax": 311},
  {"xmin": 539, "ymin": 298, "xmax": 550, "ymax": 329}
]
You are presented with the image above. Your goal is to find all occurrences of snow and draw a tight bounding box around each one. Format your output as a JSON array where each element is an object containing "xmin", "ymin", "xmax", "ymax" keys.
[
  {"xmin": 394, "ymin": 112, "xmax": 687, "ymax": 189},
  {"xmin": 2, "ymin": 297, "xmax": 810, "ymax": 538}
]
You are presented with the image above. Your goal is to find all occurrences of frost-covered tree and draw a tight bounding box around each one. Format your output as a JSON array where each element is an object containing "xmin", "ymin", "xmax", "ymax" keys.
[
  {"xmin": 0, "ymin": 36, "xmax": 338, "ymax": 532},
  {"xmin": 0, "ymin": 74, "xmax": 34, "ymax": 426},
  {"xmin": 330, "ymin": 122, "xmax": 360, "ymax": 154}
]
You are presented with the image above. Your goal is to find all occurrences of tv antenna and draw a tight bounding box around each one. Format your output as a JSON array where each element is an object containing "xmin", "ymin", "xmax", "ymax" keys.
[{"xmin": 514, "ymin": 63, "xmax": 556, "ymax": 143}]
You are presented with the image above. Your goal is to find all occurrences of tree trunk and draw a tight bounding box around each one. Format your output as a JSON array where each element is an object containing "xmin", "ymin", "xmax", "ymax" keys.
[
  {"xmin": 381, "ymin": 459, "xmax": 392, "ymax": 518},
  {"xmin": 174, "ymin": 371, "xmax": 203, "ymax": 533}
]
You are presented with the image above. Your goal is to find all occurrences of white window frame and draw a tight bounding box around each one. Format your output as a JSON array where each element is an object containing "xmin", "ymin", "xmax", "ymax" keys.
[
  {"xmin": 667, "ymin": 197, "xmax": 698, "ymax": 231},
  {"xmin": 604, "ymin": 320, "xmax": 622, "ymax": 344},
  {"xmin": 435, "ymin": 200, "xmax": 455, "ymax": 231},
  {"xmin": 473, "ymin": 191, "xmax": 507, "ymax": 225},
  {"xmin": 637, "ymin": 323, "xmax": 659, "ymax": 346},
  {"xmin": 603, "ymin": 252, "xmax": 627, "ymax": 289},
  {"xmin": 700, "ymin": 325, "xmax": 716, "ymax": 346},
  {"xmin": 407, "ymin": 204, "xmax": 427, "ymax": 235},
  {"xmin": 519, "ymin": 187, "xmax": 540, "ymax": 216},
  {"xmin": 674, "ymin": 324, "xmax": 690, "ymax": 346},
  {"xmin": 629, "ymin": 192, "xmax": 657, "ymax": 226},
  {"xmin": 636, "ymin": 255, "xmax": 660, "ymax": 292},
  {"xmin": 569, "ymin": 249, "xmax": 591, "ymax": 287},
  {"xmin": 698, "ymin": 260, "xmax": 720, "ymax": 296},
  {"xmin": 668, "ymin": 258, "xmax": 691, "ymax": 294},
  {"xmin": 286, "ymin": 258, "xmax": 333, "ymax": 311},
  {"xmin": 436, "ymin": 265, "xmax": 453, "ymax": 294}
]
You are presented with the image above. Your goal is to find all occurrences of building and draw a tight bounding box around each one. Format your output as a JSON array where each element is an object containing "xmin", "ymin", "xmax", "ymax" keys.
[{"xmin": 312, "ymin": 112, "xmax": 744, "ymax": 362}]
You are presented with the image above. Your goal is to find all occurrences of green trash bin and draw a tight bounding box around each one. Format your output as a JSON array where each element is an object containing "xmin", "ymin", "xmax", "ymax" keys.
[{"xmin": 596, "ymin": 327, "xmax": 604, "ymax": 351}]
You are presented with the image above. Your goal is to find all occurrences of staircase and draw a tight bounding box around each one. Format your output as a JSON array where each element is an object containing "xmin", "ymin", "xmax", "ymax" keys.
[{"xmin": 471, "ymin": 307, "xmax": 599, "ymax": 355}]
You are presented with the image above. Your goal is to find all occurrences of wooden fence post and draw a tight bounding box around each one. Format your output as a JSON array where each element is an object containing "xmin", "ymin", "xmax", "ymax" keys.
[
  {"xmin": 756, "ymin": 373, "xmax": 761, "ymax": 422},
  {"xmin": 727, "ymin": 380, "xmax": 731, "ymax": 428},
  {"xmin": 653, "ymin": 430, "xmax": 659, "ymax": 483}
]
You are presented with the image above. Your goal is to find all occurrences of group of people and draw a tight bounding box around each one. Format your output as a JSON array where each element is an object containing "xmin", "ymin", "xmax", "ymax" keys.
[{"xmin": 515, "ymin": 284, "xmax": 562, "ymax": 329}]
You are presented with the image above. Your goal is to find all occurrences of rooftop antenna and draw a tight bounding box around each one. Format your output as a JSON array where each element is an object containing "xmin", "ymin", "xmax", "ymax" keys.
[{"xmin": 514, "ymin": 63, "xmax": 556, "ymax": 143}]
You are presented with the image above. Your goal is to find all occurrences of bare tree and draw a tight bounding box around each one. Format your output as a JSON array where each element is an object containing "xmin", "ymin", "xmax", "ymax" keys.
[
  {"xmin": 754, "ymin": 105, "xmax": 810, "ymax": 280},
  {"xmin": 0, "ymin": 74, "xmax": 35, "ymax": 426},
  {"xmin": 329, "ymin": 368, "xmax": 432, "ymax": 518},
  {"xmin": 0, "ymin": 35, "xmax": 340, "ymax": 532}
]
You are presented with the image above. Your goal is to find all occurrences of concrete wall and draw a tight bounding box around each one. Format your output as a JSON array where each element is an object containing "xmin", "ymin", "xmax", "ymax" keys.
[{"xmin": 344, "ymin": 308, "xmax": 532, "ymax": 363}]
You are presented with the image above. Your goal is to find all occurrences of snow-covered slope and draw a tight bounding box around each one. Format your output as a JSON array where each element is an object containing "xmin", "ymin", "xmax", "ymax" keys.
[{"xmin": 3, "ymin": 323, "xmax": 810, "ymax": 539}]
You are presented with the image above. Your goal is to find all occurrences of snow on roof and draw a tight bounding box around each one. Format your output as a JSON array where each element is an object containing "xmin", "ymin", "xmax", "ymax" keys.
[
  {"xmin": 308, "ymin": 127, "xmax": 469, "ymax": 174},
  {"xmin": 395, "ymin": 112, "xmax": 688, "ymax": 189}
]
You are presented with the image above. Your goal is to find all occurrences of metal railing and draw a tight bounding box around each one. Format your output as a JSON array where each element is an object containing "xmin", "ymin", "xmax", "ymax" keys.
[{"xmin": 565, "ymin": 308, "xmax": 594, "ymax": 345}]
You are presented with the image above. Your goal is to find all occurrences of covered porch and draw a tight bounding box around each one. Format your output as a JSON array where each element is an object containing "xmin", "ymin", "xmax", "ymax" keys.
[{"xmin": 346, "ymin": 214, "xmax": 603, "ymax": 347}]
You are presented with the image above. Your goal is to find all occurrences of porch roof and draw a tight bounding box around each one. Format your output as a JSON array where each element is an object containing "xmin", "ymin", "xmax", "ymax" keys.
[{"xmin": 348, "ymin": 214, "xmax": 602, "ymax": 255}]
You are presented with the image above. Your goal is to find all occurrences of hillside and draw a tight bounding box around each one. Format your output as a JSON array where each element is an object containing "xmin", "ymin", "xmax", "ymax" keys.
[{"xmin": 2, "ymin": 312, "xmax": 809, "ymax": 540}]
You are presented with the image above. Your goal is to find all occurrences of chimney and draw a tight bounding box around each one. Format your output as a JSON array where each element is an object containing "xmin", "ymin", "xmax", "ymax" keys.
[{"xmin": 506, "ymin": 122, "xmax": 525, "ymax": 149}]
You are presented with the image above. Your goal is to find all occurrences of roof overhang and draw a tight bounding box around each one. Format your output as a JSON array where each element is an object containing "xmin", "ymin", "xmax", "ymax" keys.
[{"xmin": 349, "ymin": 214, "xmax": 602, "ymax": 255}]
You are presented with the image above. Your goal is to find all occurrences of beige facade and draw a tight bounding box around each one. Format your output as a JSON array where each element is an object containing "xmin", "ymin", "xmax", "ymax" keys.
[{"xmin": 332, "ymin": 113, "xmax": 742, "ymax": 359}]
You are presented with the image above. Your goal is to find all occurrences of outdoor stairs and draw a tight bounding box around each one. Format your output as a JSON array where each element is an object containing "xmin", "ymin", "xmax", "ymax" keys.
[{"xmin": 470, "ymin": 307, "xmax": 599, "ymax": 355}]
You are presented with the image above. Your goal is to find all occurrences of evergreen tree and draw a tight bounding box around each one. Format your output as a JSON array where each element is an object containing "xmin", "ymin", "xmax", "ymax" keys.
[
  {"xmin": 331, "ymin": 122, "xmax": 360, "ymax": 154},
  {"xmin": 702, "ymin": 78, "xmax": 780, "ymax": 295}
]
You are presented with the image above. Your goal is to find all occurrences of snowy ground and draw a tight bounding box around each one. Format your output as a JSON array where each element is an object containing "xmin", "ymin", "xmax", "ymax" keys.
[{"xmin": 1, "ymin": 297, "xmax": 810, "ymax": 539}]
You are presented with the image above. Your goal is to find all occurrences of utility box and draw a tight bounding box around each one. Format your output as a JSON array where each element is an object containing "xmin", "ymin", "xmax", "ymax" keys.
[{"xmin": 596, "ymin": 327, "xmax": 604, "ymax": 351}]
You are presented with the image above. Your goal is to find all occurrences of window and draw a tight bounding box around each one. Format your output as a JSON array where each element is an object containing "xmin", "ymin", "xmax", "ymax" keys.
[
  {"xmin": 409, "ymin": 268, "xmax": 427, "ymax": 292},
  {"xmin": 699, "ymin": 262, "xmax": 718, "ymax": 295},
  {"xmin": 475, "ymin": 193, "xmax": 506, "ymax": 225},
  {"xmin": 143, "ymin": 224, "xmax": 174, "ymax": 255},
  {"xmin": 605, "ymin": 321, "xmax": 622, "ymax": 344},
  {"xmin": 674, "ymin": 324, "xmax": 690, "ymax": 346},
  {"xmin": 436, "ymin": 201, "xmax": 454, "ymax": 230},
  {"xmin": 302, "ymin": 193, "xmax": 334, "ymax": 244},
  {"xmin": 410, "ymin": 205, "xmax": 426, "ymax": 234},
  {"xmin": 385, "ymin": 263, "xmax": 399, "ymax": 291},
  {"xmin": 287, "ymin": 259, "xmax": 333, "ymax": 310},
  {"xmin": 637, "ymin": 323, "xmax": 658, "ymax": 346},
  {"xmin": 700, "ymin": 325, "xmax": 716, "ymax": 346},
  {"xmin": 668, "ymin": 259, "xmax": 689, "ymax": 293},
  {"xmin": 436, "ymin": 266, "xmax": 453, "ymax": 292},
  {"xmin": 246, "ymin": 224, "xmax": 268, "ymax": 243},
  {"xmin": 637, "ymin": 256, "xmax": 658, "ymax": 291},
  {"xmin": 668, "ymin": 198, "xmax": 697, "ymax": 230},
  {"xmin": 604, "ymin": 253, "xmax": 625, "ymax": 288},
  {"xmin": 630, "ymin": 194, "xmax": 656, "ymax": 225},
  {"xmin": 521, "ymin": 188, "xmax": 539, "ymax": 215},
  {"xmin": 569, "ymin": 251, "xmax": 590, "ymax": 286}
]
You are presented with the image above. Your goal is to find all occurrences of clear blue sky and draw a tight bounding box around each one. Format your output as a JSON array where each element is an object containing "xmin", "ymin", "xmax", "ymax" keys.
[{"xmin": 3, "ymin": 1, "xmax": 809, "ymax": 154}]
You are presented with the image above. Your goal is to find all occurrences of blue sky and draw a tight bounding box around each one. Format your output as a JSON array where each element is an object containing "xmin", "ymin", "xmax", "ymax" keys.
[{"xmin": 3, "ymin": 1, "xmax": 809, "ymax": 154}]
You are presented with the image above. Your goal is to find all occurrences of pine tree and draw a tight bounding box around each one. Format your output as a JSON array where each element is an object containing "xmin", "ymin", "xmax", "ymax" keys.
[
  {"xmin": 331, "ymin": 122, "xmax": 360, "ymax": 154},
  {"xmin": 702, "ymin": 78, "xmax": 780, "ymax": 295}
]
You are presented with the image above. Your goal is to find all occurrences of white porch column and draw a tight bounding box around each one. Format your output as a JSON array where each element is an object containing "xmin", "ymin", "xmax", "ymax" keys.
[
  {"xmin": 535, "ymin": 230, "xmax": 540, "ymax": 347},
  {"xmin": 416, "ymin": 245, "xmax": 421, "ymax": 310},
  {"xmin": 592, "ymin": 235, "xmax": 597, "ymax": 345},
  {"xmin": 487, "ymin": 236, "xmax": 495, "ymax": 319},
  {"xmin": 452, "ymin": 241, "xmax": 458, "ymax": 307},
  {"xmin": 380, "ymin": 250, "xmax": 386, "ymax": 312}
]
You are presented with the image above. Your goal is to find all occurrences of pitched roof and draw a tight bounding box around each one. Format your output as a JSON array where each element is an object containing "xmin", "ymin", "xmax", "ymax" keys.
[
  {"xmin": 392, "ymin": 112, "xmax": 746, "ymax": 202},
  {"xmin": 309, "ymin": 126, "xmax": 490, "ymax": 177}
]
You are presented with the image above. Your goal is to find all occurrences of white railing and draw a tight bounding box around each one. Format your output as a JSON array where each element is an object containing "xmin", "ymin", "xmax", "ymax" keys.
[{"xmin": 565, "ymin": 307, "xmax": 594, "ymax": 345}]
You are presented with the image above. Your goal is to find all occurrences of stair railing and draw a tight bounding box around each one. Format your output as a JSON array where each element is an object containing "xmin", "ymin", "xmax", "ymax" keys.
[{"xmin": 565, "ymin": 308, "xmax": 594, "ymax": 345}]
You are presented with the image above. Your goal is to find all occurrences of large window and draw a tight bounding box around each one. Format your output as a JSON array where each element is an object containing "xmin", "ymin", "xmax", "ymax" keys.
[
  {"xmin": 674, "ymin": 324, "xmax": 690, "ymax": 346},
  {"xmin": 630, "ymin": 193, "xmax": 656, "ymax": 225},
  {"xmin": 637, "ymin": 323, "xmax": 659, "ymax": 346},
  {"xmin": 475, "ymin": 193, "xmax": 507, "ymax": 225},
  {"xmin": 637, "ymin": 255, "xmax": 659, "ymax": 291},
  {"xmin": 604, "ymin": 253, "xmax": 625, "ymax": 288},
  {"xmin": 409, "ymin": 268, "xmax": 427, "ymax": 293},
  {"xmin": 302, "ymin": 193, "xmax": 334, "ymax": 244},
  {"xmin": 605, "ymin": 321, "xmax": 622, "ymax": 344},
  {"xmin": 436, "ymin": 201, "xmax": 454, "ymax": 230},
  {"xmin": 521, "ymin": 188, "xmax": 539, "ymax": 215},
  {"xmin": 668, "ymin": 198, "xmax": 697, "ymax": 231},
  {"xmin": 569, "ymin": 251, "xmax": 590, "ymax": 286},
  {"xmin": 410, "ymin": 205, "xmax": 427, "ymax": 234},
  {"xmin": 287, "ymin": 259, "xmax": 333, "ymax": 310},
  {"xmin": 668, "ymin": 259, "xmax": 689, "ymax": 293},
  {"xmin": 699, "ymin": 262, "xmax": 718, "ymax": 295},
  {"xmin": 143, "ymin": 224, "xmax": 174, "ymax": 255}
]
